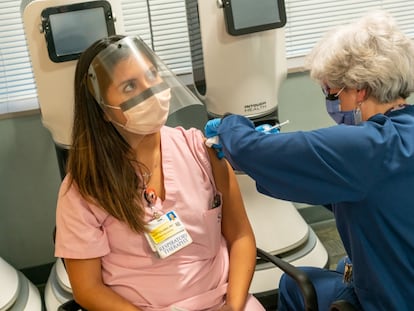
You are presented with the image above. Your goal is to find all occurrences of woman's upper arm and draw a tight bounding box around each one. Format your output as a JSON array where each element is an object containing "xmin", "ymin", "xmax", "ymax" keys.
[
  {"xmin": 206, "ymin": 147, "xmax": 254, "ymax": 242},
  {"xmin": 64, "ymin": 257, "xmax": 103, "ymax": 300}
]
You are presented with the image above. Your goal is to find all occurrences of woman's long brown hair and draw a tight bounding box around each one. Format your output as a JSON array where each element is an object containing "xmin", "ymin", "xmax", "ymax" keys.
[{"xmin": 67, "ymin": 35, "xmax": 148, "ymax": 233}]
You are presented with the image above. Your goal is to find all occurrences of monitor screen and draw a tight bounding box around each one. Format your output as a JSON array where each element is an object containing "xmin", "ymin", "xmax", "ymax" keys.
[
  {"xmin": 41, "ymin": 1, "xmax": 115, "ymax": 63},
  {"xmin": 223, "ymin": 0, "xmax": 286, "ymax": 36}
]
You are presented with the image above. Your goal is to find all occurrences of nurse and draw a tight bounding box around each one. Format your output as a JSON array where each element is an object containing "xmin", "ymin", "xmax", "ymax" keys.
[
  {"xmin": 55, "ymin": 35, "xmax": 264, "ymax": 311},
  {"xmin": 205, "ymin": 11, "xmax": 414, "ymax": 311}
]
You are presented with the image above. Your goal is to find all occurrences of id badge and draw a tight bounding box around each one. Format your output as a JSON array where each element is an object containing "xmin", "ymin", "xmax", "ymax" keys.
[{"xmin": 144, "ymin": 210, "xmax": 192, "ymax": 258}]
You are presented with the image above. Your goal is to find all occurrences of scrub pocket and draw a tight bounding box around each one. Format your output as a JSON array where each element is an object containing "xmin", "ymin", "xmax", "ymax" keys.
[{"xmin": 202, "ymin": 206, "xmax": 223, "ymax": 257}]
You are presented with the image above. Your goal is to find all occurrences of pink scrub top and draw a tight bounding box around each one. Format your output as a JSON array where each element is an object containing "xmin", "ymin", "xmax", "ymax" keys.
[{"xmin": 55, "ymin": 126, "xmax": 264, "ymax": 311}]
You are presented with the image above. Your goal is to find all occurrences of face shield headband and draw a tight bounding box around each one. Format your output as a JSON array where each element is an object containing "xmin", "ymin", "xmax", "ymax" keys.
[
  {"xmin": 101, "ymin": 82, "xmax": 170, "ymax": 112},
  {"xmin": 87, "ymin": 36, "xmax": 202, "ymax": 116}
]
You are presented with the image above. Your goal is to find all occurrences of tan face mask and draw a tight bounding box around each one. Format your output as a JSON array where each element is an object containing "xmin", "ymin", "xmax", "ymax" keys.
[{"xmin": 107, "ymin": 87, "xmax": 171, "ymax": 135}]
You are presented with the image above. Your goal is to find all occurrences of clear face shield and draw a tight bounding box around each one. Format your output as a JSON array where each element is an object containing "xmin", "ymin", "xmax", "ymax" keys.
[{"xmin": 87, "ymin": 36, "xmax": 202, "ymax": 134}]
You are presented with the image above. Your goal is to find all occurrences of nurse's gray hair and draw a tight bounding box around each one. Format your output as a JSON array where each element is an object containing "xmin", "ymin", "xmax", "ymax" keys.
[{"xmin": 305, "ymin": 10, "xmax": 414, "ymax": 103}]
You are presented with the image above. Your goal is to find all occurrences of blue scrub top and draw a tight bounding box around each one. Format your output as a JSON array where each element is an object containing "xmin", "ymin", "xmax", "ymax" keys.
[{"xmin": 218, "ymin": 106, "xmax": 414, "ymax": 311}]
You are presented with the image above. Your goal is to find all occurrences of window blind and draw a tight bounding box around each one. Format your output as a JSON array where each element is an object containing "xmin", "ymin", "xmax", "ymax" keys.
[
  {"xmin": 285, "ymin": 0, "xmax": 414, "ymax": 58},
  {"xmin": 121, "ymin": 0, "xmax": 192, "ymax": 74},
  {"xmin": 3, "ymin": 0, "xmax": 414, "ymax": 115},
  {"xmin": 0, "ymin": 0, "xmax": 38, "ymax": 114}
]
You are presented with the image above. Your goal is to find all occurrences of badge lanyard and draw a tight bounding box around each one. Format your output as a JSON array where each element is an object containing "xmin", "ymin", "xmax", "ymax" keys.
[{"xmin": 144, "ymin": 187, "xmax": 159, "ymax": 219}]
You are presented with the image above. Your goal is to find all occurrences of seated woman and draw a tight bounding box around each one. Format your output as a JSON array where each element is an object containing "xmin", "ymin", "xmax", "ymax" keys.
[{"xmin": 54, "ymin": 35, "xmax": 264, "ymax": 311}]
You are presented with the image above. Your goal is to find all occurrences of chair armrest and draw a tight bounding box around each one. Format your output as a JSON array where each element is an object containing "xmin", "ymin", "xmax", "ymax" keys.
[
  {"xmin": 256, "ymin": 248, "xmax": 319, "ymax": 311},
  {"xmin": 58, "ymin": 299, "xmax": 86, "ymax": 311}
]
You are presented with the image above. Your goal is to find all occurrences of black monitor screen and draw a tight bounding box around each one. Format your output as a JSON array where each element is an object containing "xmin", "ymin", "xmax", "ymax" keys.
[
  {"xmin": 41, "ymin": 1, "xmax": 115, "ymax": 63},
  {"xmin": 223, "ymin": 0, "xmax": 286, "ymax": 36}
]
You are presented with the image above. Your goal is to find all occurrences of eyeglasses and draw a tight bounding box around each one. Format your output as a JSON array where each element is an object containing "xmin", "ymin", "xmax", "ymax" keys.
[{"xmin": 322, "ymin": 86, "xmax": 345, "ymax": 100}]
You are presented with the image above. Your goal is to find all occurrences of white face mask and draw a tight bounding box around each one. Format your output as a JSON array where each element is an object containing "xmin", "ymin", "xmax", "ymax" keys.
[{"xmin": 108, "ymin": 88, "xmax": 171, "ymax": 135}]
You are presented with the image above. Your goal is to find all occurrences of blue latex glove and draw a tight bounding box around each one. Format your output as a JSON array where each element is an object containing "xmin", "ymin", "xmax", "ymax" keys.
[
  {"xmin": 255, "ymin": 124, "xmax": 280, "ymax": 134},
  {"xmin": 204, "ymin": 118, "xmax": 224, "ymax": 159},
  {"xmin": 204, "ymin": 118, "xmax": 221, "ymax": 138}
]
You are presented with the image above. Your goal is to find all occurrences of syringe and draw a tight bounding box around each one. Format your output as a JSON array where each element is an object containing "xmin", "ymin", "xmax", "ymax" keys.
[{"xmin": 263, "ymin": 120, "xmax": 290, "ymax": 132}]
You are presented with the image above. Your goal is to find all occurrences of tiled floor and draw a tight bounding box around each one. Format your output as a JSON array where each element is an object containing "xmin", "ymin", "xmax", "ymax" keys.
[
  {"xmin": 312, "ymin": 219, "xmax": 347, "ymax": 269},
  {"xmin": 299, "ymin": 205, "xmax": 346, "ymax": 269}
]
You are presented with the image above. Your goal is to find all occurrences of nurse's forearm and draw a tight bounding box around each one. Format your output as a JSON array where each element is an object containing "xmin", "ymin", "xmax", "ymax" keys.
[
  {"xmin": 65, "ymin": 258, "xmax": 142, "ymax": 311},
  {"xmin": 225, "ymin": 236, "xmax": 257, "ymax": 311},
  {"xmin": 73, "ymin": 283, "xmax": 142, "ymax": 311}
]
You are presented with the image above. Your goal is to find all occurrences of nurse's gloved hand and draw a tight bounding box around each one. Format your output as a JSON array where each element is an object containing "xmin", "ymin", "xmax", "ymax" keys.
[
  {"xmin": 204, "ymin": 118, "xmax": 222, "ymax": 138},
  {"xmin": 204, "ymin": 118, "xmax": 224, "ymax": 159},
  {"xmin": 255, "ymin": 124, "xmax": 280, "ymax": 134}
]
